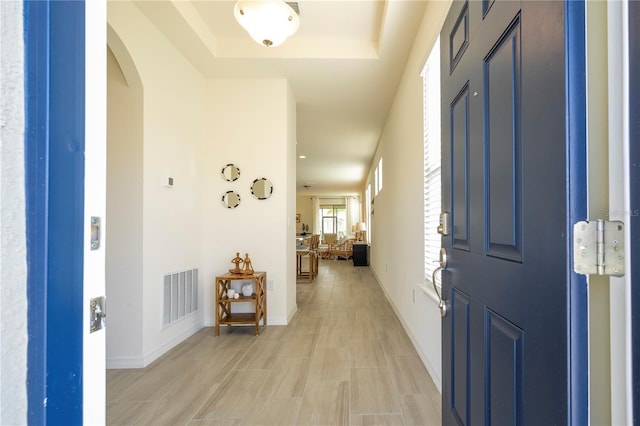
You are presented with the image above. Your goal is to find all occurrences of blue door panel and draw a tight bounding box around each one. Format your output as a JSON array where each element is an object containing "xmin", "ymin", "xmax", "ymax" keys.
[
  {"xmin": 484, "ymin": 15, "xmax": 522, "ymax": 262},
  {"xmin": 450, "ymin": 288, "xmax": 471, "ymax": 425},
  {"xmin": 485, "ymin": 309, "xmax": 523, "ymax": 425},
  {"xmin": 451, "ymin": 86, "xmax": 470, "ymax": 251},
  {"xmin": 449, "ymin": 2, "xmax": 469, "ymax": 74}
]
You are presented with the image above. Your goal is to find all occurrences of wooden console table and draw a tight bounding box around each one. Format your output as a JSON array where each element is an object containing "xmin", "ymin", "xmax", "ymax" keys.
[{"xmin": 214, "ymin": 271, "xmax": 267, "ymax": 336}]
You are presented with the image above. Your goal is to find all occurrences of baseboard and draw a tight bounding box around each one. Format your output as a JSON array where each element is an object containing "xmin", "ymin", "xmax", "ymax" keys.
[
  {"xmin": 142, "ymin": 322, "xmax": 203, "ymax": 367},
  {"xmin": 370, "ymin": 268, "xmax": 443, "ymax": 394},
  {"xmin": 106, "ymin": 356, "xmax": 145, "ymax": 369},
  {"xmin": 106, "ymin": 322, "xmax": 203, "ymax": 369},
  {"xmin": 286, "ymin": 304, "xmax": 298, "ymax": 324}
]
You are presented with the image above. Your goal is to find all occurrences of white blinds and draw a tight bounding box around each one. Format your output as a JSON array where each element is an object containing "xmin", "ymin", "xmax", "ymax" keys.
[{"xmin": 422, "ymin": 37, "xmax": 442, "ymax": 288}]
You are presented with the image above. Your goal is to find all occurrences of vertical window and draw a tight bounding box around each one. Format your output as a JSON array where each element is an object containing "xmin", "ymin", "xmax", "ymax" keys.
[
  {"xmin": 374, "ymin": 158, "xmax": 383, "ymax": 196},
  {"xmin": 423, "ymin": 37, "xmax": 442, "ymax": 288},
  {"xmin": 366, "ymin": 183, "xmax": 372, "ymax": 242}
]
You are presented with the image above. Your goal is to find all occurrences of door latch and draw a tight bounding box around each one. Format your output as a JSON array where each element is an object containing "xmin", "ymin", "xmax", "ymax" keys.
[{"xmin": 573, "ymin": 220, "xmax": 624, "ymax": 276}]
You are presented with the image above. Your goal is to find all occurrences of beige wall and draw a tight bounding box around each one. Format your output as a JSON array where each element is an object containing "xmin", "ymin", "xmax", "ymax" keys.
[
  {"xmin": 296, "ymin": 195, "xmax": 314, "ymax": 233},
  {"xmin": 364, "ymin": 0, "xmax": 451, "ymax": 388}
]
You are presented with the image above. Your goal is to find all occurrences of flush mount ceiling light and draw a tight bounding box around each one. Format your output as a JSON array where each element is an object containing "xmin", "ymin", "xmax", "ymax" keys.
[{"xmin": 234, "ymin": 0, "xmax": 300, "ymax": 47}]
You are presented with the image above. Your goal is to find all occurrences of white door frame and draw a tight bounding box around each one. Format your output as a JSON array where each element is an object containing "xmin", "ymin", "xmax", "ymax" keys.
[{"xmin": 607, "ymin": 0, "xmax": 633, "ymax": 424}]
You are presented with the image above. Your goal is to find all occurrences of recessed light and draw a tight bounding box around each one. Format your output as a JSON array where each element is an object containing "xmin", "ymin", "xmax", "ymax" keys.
[{"xmin": 298, "ymin": 155, "xmax": 306, "ymax": 159}]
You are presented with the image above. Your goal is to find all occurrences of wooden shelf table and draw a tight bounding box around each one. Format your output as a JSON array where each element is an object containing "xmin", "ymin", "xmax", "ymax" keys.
[{"xmin": 214, "ymin": 271, "xmax": 267, "ymax": 336}]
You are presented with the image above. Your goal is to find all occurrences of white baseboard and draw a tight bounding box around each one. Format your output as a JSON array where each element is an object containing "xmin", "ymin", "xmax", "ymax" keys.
[
  {"xmin": 286, "ymin": 304, "xmax": 298, "ymax": 324},
  {"xmin": 370, "ymin": 268, "xmax": 442, "ymax": 393},
  {"xmin": 106, "ymin": 322, "xmax": 203, "ymax": 369},
  {"xmin": 106, "ymin": 356, "xmax": 145, "ymax": 369}
]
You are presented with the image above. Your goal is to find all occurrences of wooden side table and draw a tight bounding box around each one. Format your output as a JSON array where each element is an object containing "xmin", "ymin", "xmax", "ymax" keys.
[{"xmin": 214, "ymin": 271, "xmax": 267, "ymax": 336}]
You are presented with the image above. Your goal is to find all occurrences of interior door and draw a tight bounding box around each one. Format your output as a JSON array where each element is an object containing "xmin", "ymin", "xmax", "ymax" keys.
[{"xmin": 440, "ymin": 1, "xmax": 581, "ymax": 423}]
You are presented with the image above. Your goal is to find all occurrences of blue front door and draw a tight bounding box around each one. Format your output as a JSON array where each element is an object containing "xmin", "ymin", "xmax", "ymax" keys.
[
  {"xmin": 440, "ymin": 1, "xmax": 587, "ymax": 423},
  {"xmin": 25, "ymin": 1, "xmax": 86, "ymax": 423}
]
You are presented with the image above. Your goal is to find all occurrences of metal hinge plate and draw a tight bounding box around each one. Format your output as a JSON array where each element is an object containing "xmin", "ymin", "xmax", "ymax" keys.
[{"xmin": 573, "ymin": 220, "xmax": 624, "ymax": 276}]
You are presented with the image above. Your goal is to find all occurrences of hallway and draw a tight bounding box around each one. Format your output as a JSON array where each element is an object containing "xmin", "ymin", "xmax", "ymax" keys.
[{"xmin": 106, "ymin": 259, "xmax": 441, "ymax": 425}]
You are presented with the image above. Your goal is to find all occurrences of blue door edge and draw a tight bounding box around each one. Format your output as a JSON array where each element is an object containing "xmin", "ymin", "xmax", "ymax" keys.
[
  {"xmin": 24, "ymin": 1, "xmax": 49, "ymax": 423},
  {"xmin": 628, "ymin": 1, "xmax": 640, "ymax": 423},
  {"xmin": 565, "ymin": 0, "xmax": 589, "ymax": 424},
  {"xmin": 24, "ymin": 1, "xmax": 86, "ymax": 424}
]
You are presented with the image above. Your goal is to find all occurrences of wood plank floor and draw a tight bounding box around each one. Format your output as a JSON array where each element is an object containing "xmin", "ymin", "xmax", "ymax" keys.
[{"xmin": 107, "ymin": 259, "xmax": 441, "ymax": 425}]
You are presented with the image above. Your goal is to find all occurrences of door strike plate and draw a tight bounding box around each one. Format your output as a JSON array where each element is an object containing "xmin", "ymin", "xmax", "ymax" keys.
[
  {"xmin": 90, "ymin": 216, "xmax": 101, "ymax": 250},
  {"xmin": 573, "ymin": 220, "xmax": 624, "ymax": 276},
  {"xmin": 90, "ymin": 296, "xmax": 106, "ymax": 333}
]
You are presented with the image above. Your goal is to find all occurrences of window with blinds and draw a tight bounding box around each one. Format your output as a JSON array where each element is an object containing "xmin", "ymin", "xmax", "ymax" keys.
[{"xmin": 423, "ymin": 37, "xmax": 441, "ymax": 289}]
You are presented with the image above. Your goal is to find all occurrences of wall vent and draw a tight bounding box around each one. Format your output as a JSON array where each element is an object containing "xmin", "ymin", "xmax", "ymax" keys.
[
  {"xmin": 163, "ymin": 268, "xmax": 198, "ymax": 326},
  {"xmin": 286, "ymin": 2, "xmax": 300, "ymax": 15}
]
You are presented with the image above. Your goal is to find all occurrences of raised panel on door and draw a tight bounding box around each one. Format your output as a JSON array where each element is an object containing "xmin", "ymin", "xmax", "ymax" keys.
[
  {"xmin": 483, "ymin": 15, "xmax": 522, "ymax": 262},
  {"xmin": 450, "ymin": 84, "xmax": 470, "ymax": 251},
  {"xmin": 450, "ymin": 288, "xmax": 471, "ymax": 425},
  {"xmin": 484, "ymin": 309, "xmax": 523, "ymax": 425}
]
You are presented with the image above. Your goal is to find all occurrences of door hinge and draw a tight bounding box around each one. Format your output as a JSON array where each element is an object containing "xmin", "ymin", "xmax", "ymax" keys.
[{"xmin": 573, "ymin": 219, "xmax": 624, "ymax": 276}]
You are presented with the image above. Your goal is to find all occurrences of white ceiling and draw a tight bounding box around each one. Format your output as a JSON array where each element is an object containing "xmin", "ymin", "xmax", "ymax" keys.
[{"xmin": 133, "ymin": 0, "xmax": 428, "ymax": 195}]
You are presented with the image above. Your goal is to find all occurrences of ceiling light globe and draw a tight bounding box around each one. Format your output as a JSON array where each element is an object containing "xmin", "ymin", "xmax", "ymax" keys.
[{"xmin": 234, "ymin": 0, "xmax": 300, "ymax": 48}]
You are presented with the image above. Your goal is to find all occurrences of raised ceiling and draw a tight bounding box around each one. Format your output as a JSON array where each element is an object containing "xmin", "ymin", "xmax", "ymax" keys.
[{"xmin": 133, "ymin": 0, "xmax": 428, "ymax": 195}]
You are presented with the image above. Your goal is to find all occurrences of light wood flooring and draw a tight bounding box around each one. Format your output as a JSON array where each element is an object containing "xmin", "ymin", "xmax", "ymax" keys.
[{"xmin": 107, "ymin": 259, "xmax": 442, "ymax": 425}]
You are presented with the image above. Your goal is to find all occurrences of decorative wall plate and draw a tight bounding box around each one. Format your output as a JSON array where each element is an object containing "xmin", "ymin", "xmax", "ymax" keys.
[
  {"xmin": 221, "ymin": 164, "xmax": 240, "ymax": 182},
  {"xmin": 250, "ymin": 177, "xmax": 273, "ymax": 200},
  {"xmin": 222, "ymin": 191, "xmax": 241, "ymax": 208}
]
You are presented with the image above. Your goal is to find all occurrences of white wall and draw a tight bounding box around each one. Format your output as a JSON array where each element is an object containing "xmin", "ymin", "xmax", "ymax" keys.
[
  {"xmin": 201, "ymin": 79, "xmax": 296, "ymax": 326},
  {"xmin": 286, "ymin": 86, "xmax": 297, "ymax": 318},
  {"xmin": 107, "ymin": 1, "xmax": 297, "ymax": 366},
  {"xmin": 106, "ymin": 45, "xmax": 144, "ymax": 365},
  {"xmin": 364, "ymin": 0, "xmax": 451, "ymax": 390},
  {"xmin": 108, "ymin": 1, "xmax": 208, "ymax": 367},
  {"xmin": 0, "ymin": 1, "xmax": 27, "ymax": 423}
]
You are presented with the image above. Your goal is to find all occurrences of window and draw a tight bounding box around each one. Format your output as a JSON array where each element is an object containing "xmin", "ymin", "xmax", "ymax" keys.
[
  {"xmin": 374, "ymin": 158, "xmax": 383, "ymax": 196},
  {"xmin": 423, "ymin": 37, "xmax": 442, "ymax": 289},
  {"xmin": 365, "ymin": 183, "xmax": 372, "ymax": 242},
  {"xmin": 320, "ymin": 204, "xmax": 347, "ymax": 239}
]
